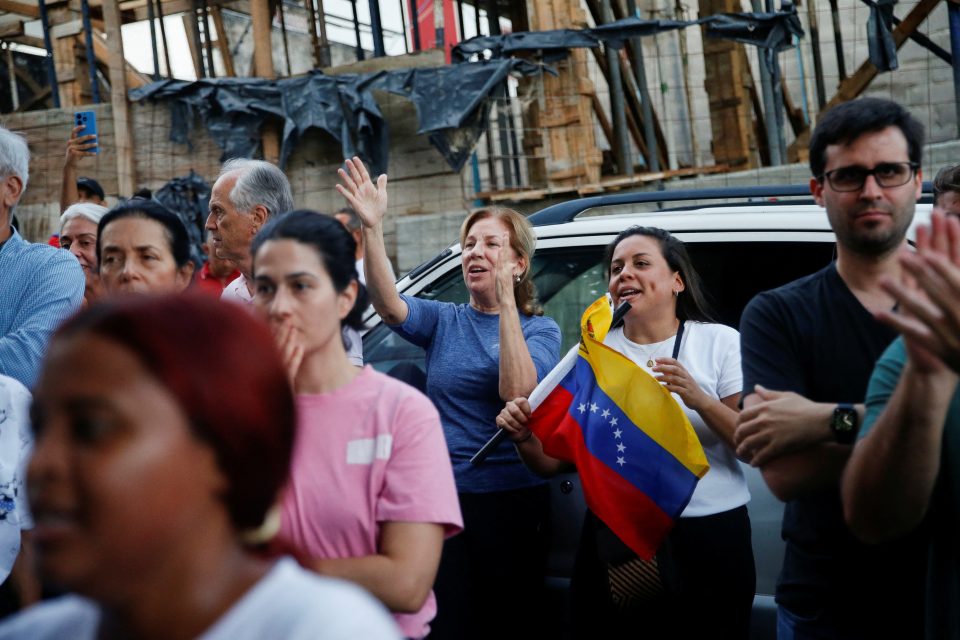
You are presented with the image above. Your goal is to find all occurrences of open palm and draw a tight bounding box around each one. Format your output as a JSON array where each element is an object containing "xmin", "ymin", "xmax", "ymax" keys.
[{"xmin": 336, "ymin": 156, "xmax": 388, "ymax": 228}]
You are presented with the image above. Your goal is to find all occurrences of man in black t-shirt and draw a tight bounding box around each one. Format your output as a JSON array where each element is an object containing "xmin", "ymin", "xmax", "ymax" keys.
[{"xmin": 735, "ymin": 98, "xmax": 927, "ymax": 638}]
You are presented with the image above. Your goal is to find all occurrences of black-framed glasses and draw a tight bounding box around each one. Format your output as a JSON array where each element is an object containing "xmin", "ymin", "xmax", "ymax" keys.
[{"xmin": 819, "ymin": 162, "xmax": 919, "ymax": 192}]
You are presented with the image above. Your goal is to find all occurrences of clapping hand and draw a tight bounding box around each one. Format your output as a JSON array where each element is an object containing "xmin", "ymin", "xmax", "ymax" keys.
[{"xmin": 876, "ymin": 212, "xmax": 960, "ymax": 375}]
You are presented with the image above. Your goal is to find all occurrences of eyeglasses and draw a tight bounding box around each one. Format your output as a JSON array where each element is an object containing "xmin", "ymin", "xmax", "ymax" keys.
[{"xmin": 819, "ymin": 162, "xmax": 919, "ymax": 192}]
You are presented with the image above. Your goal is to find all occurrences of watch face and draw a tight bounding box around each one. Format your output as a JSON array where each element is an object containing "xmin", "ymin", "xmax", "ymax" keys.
[{"xmin": 832, "ymin": 406, "xmax": 858, "ymax": 443}]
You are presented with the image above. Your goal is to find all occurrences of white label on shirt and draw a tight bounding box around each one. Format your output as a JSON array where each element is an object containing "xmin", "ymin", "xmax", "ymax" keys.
[{"xmin": 346, "ymin": 435, "xmax": 393, "ymax": 464}]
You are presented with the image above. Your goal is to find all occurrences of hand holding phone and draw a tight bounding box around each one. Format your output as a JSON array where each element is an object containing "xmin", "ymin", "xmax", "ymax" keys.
[{"xmin": 73, "ymin": 111, "xmax": 98, "ymax": 154}]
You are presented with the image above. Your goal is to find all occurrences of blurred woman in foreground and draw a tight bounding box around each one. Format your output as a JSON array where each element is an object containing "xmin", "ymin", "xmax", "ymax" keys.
[{"xmin": 0, "ymin": 295, "xmax": 400, "ymax": 640}]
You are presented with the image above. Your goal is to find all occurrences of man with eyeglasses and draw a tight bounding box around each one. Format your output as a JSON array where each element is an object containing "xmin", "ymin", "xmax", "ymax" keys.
[{"xmin": 734, "ymin": 97, "xmax": 926, "ymax": 639}]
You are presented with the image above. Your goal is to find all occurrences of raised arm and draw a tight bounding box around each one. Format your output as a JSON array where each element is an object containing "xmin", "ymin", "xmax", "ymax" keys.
[
  {"xmin": 494, "ymin": 236, "xmax": 540, "ymax": 400},
  {"xmin": 60, "ymin": 126, "xmax": 96, "ymax": 212},
  {"xmin": 337, "ymin": 157, "xmax": 408, "ymax": 325}
]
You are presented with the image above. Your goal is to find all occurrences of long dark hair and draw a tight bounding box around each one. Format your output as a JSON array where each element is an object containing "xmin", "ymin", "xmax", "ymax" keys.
[
  {"xmin": 604, "ymin": 226, "xmax": 716, "ymax": 323},
  {"xmin": 251, "ymin": 210, "xmax": 368, "ymax": 330}
]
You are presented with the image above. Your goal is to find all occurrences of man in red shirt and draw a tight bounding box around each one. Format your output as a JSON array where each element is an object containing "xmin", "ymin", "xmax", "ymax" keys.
[{"xmin": 193, "ymin": 231, "xmax": 240, "ymax": 297}]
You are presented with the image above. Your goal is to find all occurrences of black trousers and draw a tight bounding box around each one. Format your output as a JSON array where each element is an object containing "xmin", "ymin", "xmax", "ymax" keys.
[
  {"xmin": 571, "ymin": 505, "xmax": 756, "ymax": 640},
  {"xmin": 428, "ymin": 484, "xmax": 551, "ymax": 640}
]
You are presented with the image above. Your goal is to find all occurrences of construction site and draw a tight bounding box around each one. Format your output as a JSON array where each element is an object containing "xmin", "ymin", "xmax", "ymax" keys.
[{"xmin": 1, "ymin": 0, "xmax": 958, "ymax": 271}]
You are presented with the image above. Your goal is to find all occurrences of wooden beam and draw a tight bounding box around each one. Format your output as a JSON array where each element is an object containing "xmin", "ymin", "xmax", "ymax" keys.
[
  {"xmin": 0, "ymin": 1, "xmax": 39, "ymax": 18},
  {"xmin": 824, "ymin": 0, "xmax": 942, "ymax": 109},
  {"xmin": 250, "ymin": 0, "xmax": 279, "ymax": 163},
  {"xmin": 102, "ymin": 0, "xmax": 137, "ymax": 196},
  {"xmin": 90, "ymin": 29, "xmax": 150, "ymax": 88},
  {"xmin": 0, "ymin": 20, "xmax": 24, "ymax": 39},
  {"xmin": 209, "ymin": 4, "xmax": 234, "ymax": 76},
  {"xmin": 181, "ymin": 12, "xmax": 203, "ymax": 78}
]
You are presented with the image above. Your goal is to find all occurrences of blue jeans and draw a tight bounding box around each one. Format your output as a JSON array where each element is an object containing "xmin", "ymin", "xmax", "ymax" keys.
[{"xmin": 777, "ymin": 605, "xmax": 851, "ymax": 640}]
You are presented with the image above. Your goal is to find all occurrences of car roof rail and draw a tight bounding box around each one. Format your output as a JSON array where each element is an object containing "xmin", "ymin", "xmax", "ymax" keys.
[{"xmin": 528, "ymin": 182, "xmax": 936, "ymax": 227}]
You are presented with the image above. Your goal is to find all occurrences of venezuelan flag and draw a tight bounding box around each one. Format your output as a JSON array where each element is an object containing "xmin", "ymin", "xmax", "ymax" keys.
[{"xmin": 526, "ymin": 296, "xmax": 709, "ymax": 560}]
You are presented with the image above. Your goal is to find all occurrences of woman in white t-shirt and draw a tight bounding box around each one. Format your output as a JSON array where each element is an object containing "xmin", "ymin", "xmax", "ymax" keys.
[
  {"xmin": 0, "ymin": 295, "xmax": 399, "ymax": 640},
  {"xmin": 250, "ymin": 210, "xmax": 462, "ymax": 640},
  {"xmin": 496, "ymin": 226, "xmax": 754, "ymax": 639}
]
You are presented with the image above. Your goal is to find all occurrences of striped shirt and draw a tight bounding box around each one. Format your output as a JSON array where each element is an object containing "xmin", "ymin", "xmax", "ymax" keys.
[{"xmin": 0, "ymin": 226, "xmax": 84, "ymax": 389}]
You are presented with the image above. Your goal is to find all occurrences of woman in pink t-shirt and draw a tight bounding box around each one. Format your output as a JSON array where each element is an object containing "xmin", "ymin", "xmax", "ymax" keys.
[{"xmin": 251, "ymin": 210, "xmax": 463, "ymax": 639}]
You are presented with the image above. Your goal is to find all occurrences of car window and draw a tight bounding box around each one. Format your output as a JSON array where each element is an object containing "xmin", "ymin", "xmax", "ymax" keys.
[{"xmin": 364, "ymin": 239, "xmax": 836, "ymax": 374}]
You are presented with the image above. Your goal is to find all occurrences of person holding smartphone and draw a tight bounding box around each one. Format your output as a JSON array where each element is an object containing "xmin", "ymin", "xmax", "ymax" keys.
[{"xmin": 60, "ymin": 113, "xmax": 104, "ymax": 214}]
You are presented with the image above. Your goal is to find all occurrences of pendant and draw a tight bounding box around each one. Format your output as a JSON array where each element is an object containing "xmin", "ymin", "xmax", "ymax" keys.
[{"xmin": 646, "ymin": 359, "xmax": 655, "ymax": 368}]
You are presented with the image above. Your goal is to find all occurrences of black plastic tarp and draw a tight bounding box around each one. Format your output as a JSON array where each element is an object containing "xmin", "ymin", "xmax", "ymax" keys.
[
  {"xmin": 130, "ymin": 59, "xmax": 534, "ymax": 175},
  {"xmin": 130, "ymin": 12, "xmax": 805, "ymax": 176},
  {"xmin": 153, "ymin": 170, "xmax": 212, "ymax": 267}
]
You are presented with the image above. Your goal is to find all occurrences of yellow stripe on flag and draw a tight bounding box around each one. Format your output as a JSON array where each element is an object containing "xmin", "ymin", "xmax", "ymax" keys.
[{"xmin": 577, "ymin": 296, "xmax": 709, "ymax": 478}]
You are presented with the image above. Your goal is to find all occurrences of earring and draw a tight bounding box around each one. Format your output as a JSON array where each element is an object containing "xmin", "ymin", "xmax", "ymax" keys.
[
  {"xmin": 673, "ymin": 290, "xmax": 679, "ymax": 297},
  {"xmin": 514, "ymin": 274, "xmax": 522, "ymax": 283}
]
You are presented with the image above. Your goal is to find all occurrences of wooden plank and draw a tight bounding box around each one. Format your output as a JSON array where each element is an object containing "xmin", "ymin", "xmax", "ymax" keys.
[
  {"xmin": 824, "ymin": 0, "xmax": 942, "ymax": 109},
  {"xmin": 102, "ymin": 0, "xmax": 136, "ymax": 197},
  {"xmin": 91, "ymin": 29, "xmax": 150, "ymax": 88},
  {"xmin": 0, "ymin": 19, "xmax": 24, "ymax": 38},
  {"xmin": 0, "ymin": 1, "xmax": 39, "ymax": 17},
  {"xmin": 181, "ymin": 12, "xmax": 203, "ymax": 79},
  {"xmin": 209, "ymin": 4, "xmax": 234, "ymax": 77},
  {"xmin": 250, "ymin": 0, "xmax": 279, "ymax": 163}
]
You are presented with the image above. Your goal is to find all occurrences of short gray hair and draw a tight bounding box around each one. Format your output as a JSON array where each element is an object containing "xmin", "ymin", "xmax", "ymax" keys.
[
  {"xmin": 60, "ymin": 202, "xmax": 109, "ymax": 232},
  {"xmin": 0, "ymin": 126, "xmax": 29, "ymax": 193},
  {"xmin": 217, "ymin": 158, "xmax": 293, "ymax": 219}
]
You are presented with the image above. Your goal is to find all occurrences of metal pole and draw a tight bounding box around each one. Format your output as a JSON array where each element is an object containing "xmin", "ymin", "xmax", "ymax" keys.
[
  {"xmin": 602, "ymin": 0, "xmax": 633, "ymax": 176},
  {"xmin": 189, "ymin": 0, "xmax": 207, "ymax": 77},
  {"xmin": 6, "ymin": 45, "xmax": 19, "ymax": 111},
  {"xmin": 410, "ymin": 0, "xmax": 421, "ymax": 51},
  {"xmin": 488, "ymin": 0, "xmax": 513, "ymax": 186},
  {"xmin": 80, "ymin": 0, "xmax": 103, "ymax": 102},
  {"xmin": 315, "ymin": 0, "xmax": 332, "ymax": 67},
  {"xmin": 202, "ymin": 0, "xmax": 216, "ymax": 77},
  {"xmin": 144, "ymin": 0, "xmax": 161, "ymax": 81},
  {"xmin": 806, "ymin": 0, "xmax": 826, "ymax": 109},
  {"xmin": 349, "ymin": 0, "xmax": 365, "ymax": 60},
  {"xmin": 752, "ymin": 0, "xmax": 781, "ymax": 166},
  {"xmin": 626, "ymin": 0, "xmax": 658, "ymax": 172},
  {"xmin": 368, "ymin": 0, "xmax": 386, "ymax": 57},
  {"xmin": 828, "ymin": 0, "xmax": 847, "ymax": 80},
  {"xmin": 948, "ymin": 1, "xmax": 960, "ymax": 137},
  {"xmin": 397, "ymin": 0, "xmax": 409, "ymax": 53},
  {"xmin": 278, "ymin": 0, "xmax": 293, "ymax": 74},
  {"xmin": 155, "ymin": 0, "xmax": 172, "ymax": 78},
  {"xmin": 434, "ymin": 0, "xmax": 444, "ymax": 50},
  {"xmin": 305, "ymin": 0, "xmax": 322, "ymax": 66},
  {"xmin": 768, "ymin": 0, "xmax": 787, "ymax": 163},
  {"xmin": 37, "ymin": 0, "xmax": 60, "ymax": 108}
]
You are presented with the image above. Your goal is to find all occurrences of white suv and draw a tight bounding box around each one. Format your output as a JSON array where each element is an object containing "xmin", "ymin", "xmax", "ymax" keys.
[{"xmin": 361, "ymin": 184, "xmax": 933, "ymax": 640}]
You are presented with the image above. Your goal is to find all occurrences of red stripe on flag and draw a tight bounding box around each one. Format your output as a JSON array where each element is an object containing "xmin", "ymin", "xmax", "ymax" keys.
[{"xmin": 529, "ymin": 384, "xmax": 674, "ymax": 560}]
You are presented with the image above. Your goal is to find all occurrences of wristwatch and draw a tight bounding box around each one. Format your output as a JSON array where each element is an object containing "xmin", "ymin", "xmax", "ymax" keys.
[{"xmin": 830, "ymin": 403, "xmax": 858, "ymax": 444}]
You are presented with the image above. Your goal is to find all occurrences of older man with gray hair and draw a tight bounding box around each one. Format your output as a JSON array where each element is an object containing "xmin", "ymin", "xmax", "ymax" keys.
[
  {"xmin": 206, "ymin": 158, "xmax": 363, "ymax": 366},
  {"xmin": 206, "ymin": 158, "xmax": 294, "ymax": 303},
  {"xmin": 0, "ymin": 126, "xmax": 84, "ymax": 390}
]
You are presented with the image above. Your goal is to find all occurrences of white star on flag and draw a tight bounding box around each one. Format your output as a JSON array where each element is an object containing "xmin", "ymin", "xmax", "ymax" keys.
[
  {"xmin": 613, "ymin": 428, "xmax": 622, "ymax": 439},
  {"xmin": 578, "ymin": 403, "xmax": 586, "ymax": 414},
  {"xmin": 590, "ymin": 403, "xmax": 598, "ymax": 413},
  {"xmin": 601, "ymin": 408, "xmax": 610, "ymax": 419},
  {"xmin": 610, "ymin": 417, "xmax": 618, "ymax": 426},
  {"xmin": 617, "ymin": 443, "xmax": 626, "ymax": 452},
  {"xmin": 616, "ymin": 456, "xmax": 626, "ymax": 466}
]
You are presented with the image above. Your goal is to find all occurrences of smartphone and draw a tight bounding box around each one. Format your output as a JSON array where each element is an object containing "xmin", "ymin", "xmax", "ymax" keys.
[{"xmin": 74, "ymin": 110, "xmax": 98, "ymax": 153}]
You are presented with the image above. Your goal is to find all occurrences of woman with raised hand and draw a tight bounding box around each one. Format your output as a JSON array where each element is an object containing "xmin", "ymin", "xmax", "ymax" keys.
[
  {"xmin": 496, "ymin": 226, "xmax": 754, "ymax": 639},
  {"xmin": 96, "ymin": 200, "xmax": 194, "ymax": 296},
  {"xmin": 338, "ymin": 158, "xmax": 561, "ymax": 640},
  {"xmin": 251, "ymin": 210, "xmax": 462, "ymax": 640},
  {"xmin": 0, "ymin": 294, "xmax": 400, "ymax": 640}
]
